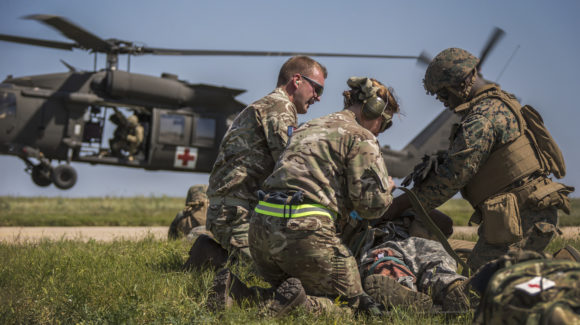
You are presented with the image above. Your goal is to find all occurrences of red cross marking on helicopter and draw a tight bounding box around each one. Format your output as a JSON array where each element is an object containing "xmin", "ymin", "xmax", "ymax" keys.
[
  {"xmin": 177, "ymin": 148, "xmax": 195, "ymax": 166},
  {"xmin": 174, "ymin": 146, "xmax": 198, "ymax": 169}
]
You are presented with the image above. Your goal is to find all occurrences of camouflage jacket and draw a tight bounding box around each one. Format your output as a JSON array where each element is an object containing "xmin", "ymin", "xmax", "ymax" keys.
[
  {"xmin": 207, "ymin": 87, "xmax": 298, "ymax": 202},
  {"xmin": 263, "ymin": 109, "xmax": 392, "ymax": 221},
  {"xmin": 412, "ymin": 84, "xmax": 521, "ymax": 211}
]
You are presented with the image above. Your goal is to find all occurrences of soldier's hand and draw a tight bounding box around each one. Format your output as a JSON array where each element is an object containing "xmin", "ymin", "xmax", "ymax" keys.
[{"xmin": 387, "ymin": 176, "xmax": 395, "ymax": 194}]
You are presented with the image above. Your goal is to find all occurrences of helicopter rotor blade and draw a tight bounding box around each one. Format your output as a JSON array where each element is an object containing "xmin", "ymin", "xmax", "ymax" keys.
[
  {"xmin": 24, "ymin": 14, "xmax": 113, "ymax": 52},
  {"xmin": 416, "ymin": 50, "xmax": 432, "ymax": 66},
  {"xmin": 0, "ymin": 33, "xmax": 75, "ymax": 50},
  {"xmin": 476, "ymin": 27, "xmax": 505, "ymax": 71},
  {"xmin": 8, "ymin": 14, "xmax": 420, "ymax": 62},
  {"xmin": 140, "ymin": 47, "xmax": 419, "ymax": 60}
]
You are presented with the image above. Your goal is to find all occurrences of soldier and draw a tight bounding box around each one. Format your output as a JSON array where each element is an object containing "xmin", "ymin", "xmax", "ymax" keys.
[
  {"xmin": 187, "ymin": 56, "xmax": 327, "ymax": 268},
  {"xmin": 168, "ymin": 184, "xmax": 209, "ymax": 240},
  {"xmin": 109, "ymin": 113, "xmax": 144, "ymax": 161},
  {"xmin": 358, "ymin": 214, "xmax": 470, "ymax": 312},
  {"xmin": 211, "ymin": 77, "xmax": 398, "ymax": 316},
  {"xmin": 385, "ymin": 48, "xmax": 573, "ymax": 272}
]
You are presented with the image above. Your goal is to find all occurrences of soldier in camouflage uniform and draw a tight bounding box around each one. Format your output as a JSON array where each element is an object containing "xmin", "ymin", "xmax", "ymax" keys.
[
  {"xmin": 357, "ymin": 216, "xmax": 469, "ymax": 312},
  {"xmin": 110, "ymin": 113, "xmax": 144, "ymax": 161},
  {"xmin": 242, "ymin": 77, "xmax": 398, "ymax": 315},
  {"xmin": 203, "ymin": 56, "xmax": 328, "ymax": 264},
  {"xmin": 168, "ymin": 184, "xmax": 209, "ymax": 240},
  {"xmin": 385, "ymin": 48, "xmax": 572, "ymax": 273}
]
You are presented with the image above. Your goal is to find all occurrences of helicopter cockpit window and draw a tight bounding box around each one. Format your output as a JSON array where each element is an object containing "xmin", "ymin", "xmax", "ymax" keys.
[
  {"xmin": 192, "ymin": 117, "xmax": 216, "ymax": 147},
  {"xmin": 0, "ymin": 92, "xmax": 16, "ymax": 119},
  {"xmin": 158, "ymin": 113, "xmax": 191, "ymax": 145}
]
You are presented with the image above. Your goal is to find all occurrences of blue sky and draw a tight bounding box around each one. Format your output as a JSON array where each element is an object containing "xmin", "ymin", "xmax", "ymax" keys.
[{"xmin": 0, "ymin": 0, "xmax": 578, "ymax": 198}]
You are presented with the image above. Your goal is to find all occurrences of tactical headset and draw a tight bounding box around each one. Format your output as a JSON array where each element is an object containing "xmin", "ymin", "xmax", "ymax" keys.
[
  {"xmin": 361, "ymin": 92, "xmax": 393, "ymax": 132},
  {"xmin": 361, "ymin": 95, "xmax": 388, "ymax": 120}
]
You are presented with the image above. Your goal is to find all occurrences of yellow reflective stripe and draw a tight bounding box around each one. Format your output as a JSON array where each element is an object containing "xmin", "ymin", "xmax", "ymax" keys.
[
  {"xmin": 255, "ymin": 201, "xmax": 335, "ymax": 219},
  {"xmin": 289, "ymin": 210, "xmax": 334, "ymax": 218},
  {"xmin": 258, "ymin": 201, "xmax": 332, "ymax": 211},
  {"xmin": 258, "ymin": 201, "xmax": 283, "ymax": 209},
  {"xmin": 254, "ymin": 207, "xmax": 285, "ymax": 217}
]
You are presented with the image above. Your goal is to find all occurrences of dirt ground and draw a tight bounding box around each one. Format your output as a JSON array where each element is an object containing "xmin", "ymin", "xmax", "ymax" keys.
[
  {"xmin": 0, "ymin": 226, "xmax": 578, "ymax": 244},
  {"xmin": 0, "ymin": 226, "xmax": 168, "ymax": 243}
]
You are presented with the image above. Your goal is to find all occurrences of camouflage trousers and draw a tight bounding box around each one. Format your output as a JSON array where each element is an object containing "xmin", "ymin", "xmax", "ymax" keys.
[
  {"xmin": 205, "ymin": 202, "xmax": 252, "ymax": 263},
  {"xmin": 249, "ymin": 212, "xmax": 363, "ymax": 314},
  {"xmin": 360, "ymin": 237, "xmax": 466, "ymax": 303},
  {"xmin": 468, "ymin": 206, "xmax": 559, "ymax": 272}
]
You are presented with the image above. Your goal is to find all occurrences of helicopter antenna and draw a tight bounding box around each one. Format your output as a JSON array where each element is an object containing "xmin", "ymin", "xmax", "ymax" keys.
[
  {"xmin": 127, "ymin": 54, "xmax": 131, "ymax": 72},
  {"xmin": 496, "ymin": 44, "xmax": 519, "ymax": 82},
  {"xmin": 93, "ymin": 52, "xmax": 97, "ymax": 71}
]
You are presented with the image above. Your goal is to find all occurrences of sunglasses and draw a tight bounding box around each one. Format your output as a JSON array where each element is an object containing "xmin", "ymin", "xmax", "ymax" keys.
[{"xmin": 300, "ymin": 75, "xmax": 324, "ymax": 97}]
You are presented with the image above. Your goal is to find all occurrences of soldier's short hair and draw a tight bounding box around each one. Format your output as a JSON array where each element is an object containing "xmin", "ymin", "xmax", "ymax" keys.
[{"xmin": 277, "ymin": 56, "xmax": 328, "ymax": 87}]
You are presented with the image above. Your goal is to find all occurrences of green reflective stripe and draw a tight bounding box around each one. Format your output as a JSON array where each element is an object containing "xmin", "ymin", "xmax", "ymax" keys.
[{"xmin": 255, "ymin": 201, "xmax": 335, "ymax": 219}]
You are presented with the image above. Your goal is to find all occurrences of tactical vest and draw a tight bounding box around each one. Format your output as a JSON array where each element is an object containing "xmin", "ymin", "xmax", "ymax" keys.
[{"xmin": 454, "ymin": 87, "xmax": 564, "ymax": 207}]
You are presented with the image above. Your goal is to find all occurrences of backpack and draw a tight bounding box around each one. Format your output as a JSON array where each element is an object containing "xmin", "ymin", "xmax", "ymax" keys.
[
  {"xmin": 520, "ymin": 104, "xmax": 566, "ymax": 179},
  {"xmin": 473, "ymin": 258, "xmax": 580, "ymax": 325}
]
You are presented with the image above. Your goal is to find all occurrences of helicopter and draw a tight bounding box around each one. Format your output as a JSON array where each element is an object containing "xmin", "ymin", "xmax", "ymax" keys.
[{"xmin": 0, "ymin": 14, "xmax": 421, "ymax": 190}]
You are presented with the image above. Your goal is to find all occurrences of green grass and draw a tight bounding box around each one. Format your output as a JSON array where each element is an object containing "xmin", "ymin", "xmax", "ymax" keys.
[
  {"xmin": 0, "ymin": 196, "xmax": 183, "ymax": 226},
  {"xmin": 1, "ymin": 197, "xmax": 578, "ymax": 227},
  {"xmin": 438, "ymin": 198, "xmax": 580, "ymax": 227},
  {"xmin": 0, "ymin": 237, "xmax": 482, "ymax": 324},
  {"xmin": 1, "ymin": 195, "xmax": 578, "ymax": 324}
]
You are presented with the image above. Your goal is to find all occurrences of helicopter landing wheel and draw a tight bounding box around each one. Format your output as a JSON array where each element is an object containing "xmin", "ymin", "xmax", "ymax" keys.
[
  {"xmin": 31, "ymin": 164, "xmax": 52, "ymax": 187},
  {"xmin": 52, "ymin": 164, "xmax": 77, "ymax": 190}
]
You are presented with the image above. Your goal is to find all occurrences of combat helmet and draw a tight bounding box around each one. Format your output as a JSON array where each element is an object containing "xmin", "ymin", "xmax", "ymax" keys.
[{"xmin": 423, "ymin": 48, "xmax": 479, "ymax": 95}]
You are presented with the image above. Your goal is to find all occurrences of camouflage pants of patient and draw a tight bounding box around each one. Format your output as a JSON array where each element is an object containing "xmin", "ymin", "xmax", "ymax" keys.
[
  {"xmin": 468, "ymin": 207, "xmax": 559, "ymax": 272},
  {"xmin": 249, "ymin": 213, "xmax": 363, "ymax": 314},
  {"xmin": 360, "ymin": 236, "xmax": 466, "ymax": 304},
  {"xmin": 206, "ymin": 202, "xmax": 252, "ymax": 263}
]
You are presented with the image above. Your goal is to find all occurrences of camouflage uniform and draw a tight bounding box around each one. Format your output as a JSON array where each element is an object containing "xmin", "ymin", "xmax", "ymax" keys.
[
  {"xmin": 472, "ymin": 251, "xmax": 580, "ymax": 324},
  {"xmin": 359, "ymin": 235, "xmax": 466, "ymax": 305},
  {"xmin": 168, "ymin": 184, "xmax": 209, "ymax": 239},
  {"xmin": 206, "ymin": 87, "xmax": 298, "ymax": 261},
  {"xmin": 110, "ymin": 114, "xmax": 144, "ymax": 159},
  {"xmin": 125, "ymin": 115, "xmax": 144, "ymax": 156},
  {"xmin": 412, "ymin": 82, "xmax": 559, "ymax": 271},
  {"xmin": 249, "ymin": 109, "xmax": 392, "ymax": 312}
]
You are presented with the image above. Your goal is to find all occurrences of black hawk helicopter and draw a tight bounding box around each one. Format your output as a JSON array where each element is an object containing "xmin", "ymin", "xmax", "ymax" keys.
[{"xmin": 0, "ymin": 14, "xmax": 420, "ymax": 190}]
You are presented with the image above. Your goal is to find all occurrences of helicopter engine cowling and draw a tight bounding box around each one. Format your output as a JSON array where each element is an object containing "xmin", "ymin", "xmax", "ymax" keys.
[{"xmin": 105, "ymin": 70, "xmax": 196, "ymax": 107}]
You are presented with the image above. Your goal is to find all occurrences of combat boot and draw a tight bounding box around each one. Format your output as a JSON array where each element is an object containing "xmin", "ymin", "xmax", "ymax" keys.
[
  {"xmin": 208, "ymin": 268, "xmax": 258, "ymax": 311},
  {"xmin": 440, "ymin": 279, "xmax": 470, "ymax": 312},
  {"xmin": 265, "ymin": 278, "xmax": 307, "ymax": 317},
  {"xmin": 182, "ymin": 234, "xmax": 228, "ymax": 271},
  {"xmin": 363, "ymin": 274, "xmax": 432, "ymax": 311}
]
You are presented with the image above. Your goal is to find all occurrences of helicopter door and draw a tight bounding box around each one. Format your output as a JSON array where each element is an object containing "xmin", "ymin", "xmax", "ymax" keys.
[{"xmin": 149, "ymin": 109, "xmax": 195, "ymax": 170}]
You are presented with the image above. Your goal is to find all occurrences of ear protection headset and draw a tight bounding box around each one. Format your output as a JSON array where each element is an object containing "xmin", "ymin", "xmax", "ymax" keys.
[
  {"xmin": 361, "ymin": 95, "xmax": 388, "ymax": 120},
  {"xmin": 361, "ymin": 85, "xmax": 393, "ymax": 133},
  {"xmin": 347, "ymin": 76, "xmax": 393, "ymax": 132}
]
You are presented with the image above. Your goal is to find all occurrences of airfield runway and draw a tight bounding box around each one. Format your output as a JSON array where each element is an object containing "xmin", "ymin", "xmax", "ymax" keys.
[{"xmin": 0, "ymin": 226, "xmax": 578, "ymax": 243}]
